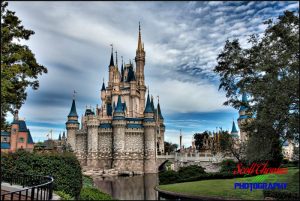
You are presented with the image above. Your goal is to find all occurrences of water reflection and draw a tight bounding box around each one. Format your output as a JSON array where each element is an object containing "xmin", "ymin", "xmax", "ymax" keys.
[{"xmin": 93, "ymin": 174, "xmax": 158, "ymax": 200}]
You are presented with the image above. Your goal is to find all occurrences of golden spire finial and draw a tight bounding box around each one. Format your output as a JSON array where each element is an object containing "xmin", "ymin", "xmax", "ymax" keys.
[{"xmin": 137, "ymin": 22, "xmax": 142, "ymax": 51}]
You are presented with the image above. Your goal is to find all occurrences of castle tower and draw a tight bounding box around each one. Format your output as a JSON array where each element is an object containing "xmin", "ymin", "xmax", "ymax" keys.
[
  {"xmin": 86, "ymin": 109, "xmax": 99, "ymax": 167},
  {"xmin": 237, "ymin": 93, "xmax": 251, "ymax": 142},
  {"xmin": 112, "ymin": 95, "xmax": 126, "ymax": 170},
  {"xmin": 135, "ymin": 22, "xmax": 147, "ymax": 115},
  {"xmin": 143, "ymin": 92, "xmax": 156, "ymax": 173},
  {"xmin": 101, "ymin": 80, "xmax": 107, "ymax": 117},
  {"xmin": 157, "ymin": 101, "xmax": 165, "ymax": 154},
  {"xmin": 66, "ymin": 97, "xmax": 79, "ymax": 151}
]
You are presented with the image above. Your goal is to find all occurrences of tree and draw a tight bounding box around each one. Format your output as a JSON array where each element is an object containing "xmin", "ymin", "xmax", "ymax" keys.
[
  {"xmin": 1, "ymin": 1, "xmax": 47, "ymax": 129},
  {"xmin": 193, "ymin": 131, "xmax": 210, "ymax": 151},
  {"xmin": 164, "ymin": 141, "xmax": 178, "ymax": 153},
  {"xmin": 214, "ymin": 11, "xmax": 299, "ymax": 167}
]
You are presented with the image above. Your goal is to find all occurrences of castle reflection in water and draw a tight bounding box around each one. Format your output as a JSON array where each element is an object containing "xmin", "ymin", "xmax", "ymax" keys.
[{"xmin": 93, "ymin": 174, "xmax": 158, "ymax": 200}]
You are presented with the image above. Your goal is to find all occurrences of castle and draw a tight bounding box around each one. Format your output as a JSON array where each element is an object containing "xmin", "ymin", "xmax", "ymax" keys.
[{"xmin": 66, "ymin": 24, "xmax": 165, "ymax": 173}]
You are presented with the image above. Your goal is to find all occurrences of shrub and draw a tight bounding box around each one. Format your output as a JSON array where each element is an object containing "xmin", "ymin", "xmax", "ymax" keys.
[
  {"xmin": 1, "ymin": 150, "xmax": 82, "ymax": 198},
  {"xmin": 178, "ymin": 165, "xmax": 205, "ymax": 179},
  {"xmin": 220, "ymin": 159, "xmax": 238, "ymax": 173},
  {"xmin": 263, "ymin": 190, "xmax": 299, "ymax": 200},
  {"xmin": 159, "ymin": 170, "xmax": 180, "ymax": 185},
  {"xmin": 55, "ymin": 191, "xmax": 74, "ymax": 200},
  {"xmin": 79, "ymin": 187, "xmax": 113, "ymax": 200}
]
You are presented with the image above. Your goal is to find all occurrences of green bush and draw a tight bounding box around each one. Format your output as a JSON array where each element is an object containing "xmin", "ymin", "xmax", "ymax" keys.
[
  {"xmin": 263, "ymin": 190, "xmax": 299, "ymax": 200},
  {"xmin": 1, "ymin": 150, "xmax": 82, "ymax": 198},
  {"xmin": 159, "ymin": 170, "xmax": 180, "ymax": 185},
  {"xmin": 55, "ymin": 191, "xmax": 74, "ymax": 200},
  {"xmin": 178, "ymin": 165, "xmax": 205, "ymax": 179},
  {"xmin": 220, "ymin": 159, "xmax": 238, "ymax": 173},
  {"xmin": 159, "ymin": 170, "xmax": 249, "ymax": 185},
  {"xmin": 79, "ymin": 187, "xmax": 113, "ymax": 200}
]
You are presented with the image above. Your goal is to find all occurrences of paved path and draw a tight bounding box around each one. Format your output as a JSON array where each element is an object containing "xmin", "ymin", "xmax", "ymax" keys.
[{"xmin": 1, "ymin": 190, "xmax": 31, "ymax": 201}]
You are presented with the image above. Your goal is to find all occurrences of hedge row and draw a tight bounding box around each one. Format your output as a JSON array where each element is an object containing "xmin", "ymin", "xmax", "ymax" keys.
[
  {"xmin": 1, "ymin": 150, "xmax": 82, "ymax": 198},
  {"xmin": 79, "ymin": 187, "xmax": 113, "ymax": 200},
  {"xmin": 263, "ymin": 190, "xmax": 299, "ymax": 200},
  {"xmin": 159, "ymin": 170, "xmax": 251, "ymax": 185}
]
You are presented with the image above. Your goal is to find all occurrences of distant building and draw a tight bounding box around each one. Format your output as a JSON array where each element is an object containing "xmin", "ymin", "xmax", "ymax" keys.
[
  {"xmin": 1, "ymin": 110, "xmax": 34, "ymax": 153},
  {"xmin": 34, "ymin": 132, "xmax": 68, "ymax": 153}
]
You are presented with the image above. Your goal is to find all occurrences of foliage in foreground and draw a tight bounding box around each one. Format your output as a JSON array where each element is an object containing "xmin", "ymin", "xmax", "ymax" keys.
[
  {"xmin": 79, "ymin": 187, "xmax": 113, "ymax": 200},
  {"xmin": 55, "ymin": 191, "xmax": 74, "ymax": 200},
  {"xmin": 1, "ymin": 1, "xmax": 48, "ymax": 129},
  {"xmin": 1, "ymin": 150, "xmax": 82, "ymax": 198}
]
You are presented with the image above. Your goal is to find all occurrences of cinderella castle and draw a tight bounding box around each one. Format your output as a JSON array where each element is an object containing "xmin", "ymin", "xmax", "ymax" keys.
[{"xmin": 65, "ymin": 24, "xmax": 165, "ymax": 173}]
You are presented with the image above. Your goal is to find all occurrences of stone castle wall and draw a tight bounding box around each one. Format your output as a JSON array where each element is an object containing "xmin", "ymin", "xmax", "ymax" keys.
[{"xmin": 74, "ymin": 125, "xmax": 157, "ymax": 173}]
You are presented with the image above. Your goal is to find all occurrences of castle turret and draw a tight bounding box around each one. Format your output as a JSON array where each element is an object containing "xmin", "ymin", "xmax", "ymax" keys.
[
  {"xmin": 231, "ymin": 120, "xmax": 239, "ymax": 138},
  {"xmin": 157, "ymin": 101, "xmax": 165, "ymax": 154},
  {"xmin": 135, "ymin": 23, "xmax": 147, "ymax": 115},
  {"xmin": 112, "ymin": 95, "xmax": 126, "ymax": 170},
  {"xmin": 143, "ymin": 92, "xmax": 157, "ymax": 173},
  {"xmin": 66, "ymin": 98, "xmax": 79, "ymax": 151},
  {"xmin": 86, "ymin": 109, "xmax": 99, "ymax": 167},
  {"xmin": 108, "ymin": 46, "xmax": 114, "ymax": 87},
  {"xmin": 101, "ymin": 81, "xmax": 106, "ymax": 100},
  {"xmin": 237, "ymin": 93, "xmax": 251, "ymax": 142}
]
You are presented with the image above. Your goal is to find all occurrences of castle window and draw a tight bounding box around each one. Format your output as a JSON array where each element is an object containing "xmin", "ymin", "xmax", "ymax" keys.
[
  {"xmin": 19, "ymin": 137, "xmax": 24, "ymax": 143},
  {"xmin": 3, "ymin": 137, "xmax": 7, "ymax": 142}
]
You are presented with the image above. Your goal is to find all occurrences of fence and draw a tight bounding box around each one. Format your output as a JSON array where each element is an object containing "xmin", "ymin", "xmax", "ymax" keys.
[{"xmin": 1, "ymin": 172, "xmax": 53, "ymax": 201}]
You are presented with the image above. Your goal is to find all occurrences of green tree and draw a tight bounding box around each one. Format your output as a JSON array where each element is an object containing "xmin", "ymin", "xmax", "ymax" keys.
[
  {"xmin": 1, "ymin": 1, "xmax": 47, "ymax": 129},
  {"xmin": 164, "ymin": 141, "xmax": 178, "ymax": 153},
  {"xmin": 193, "ymin": 131, "xmax": 210, "ymax": 151},
  {"xmin": 214, "ymin": 11, "xmax": 299, "ymax": 167}
]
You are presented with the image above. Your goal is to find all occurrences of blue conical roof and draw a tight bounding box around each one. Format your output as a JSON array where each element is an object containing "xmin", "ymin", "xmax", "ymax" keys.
[
  {"xmin": 231, "ymin": 121, "xmax": 238, "ymax": 133},
  {"xmin": 101, "ymin": 82, "xmax": 105, "ymax": 91},
  {"xmin": 68, "ymin": 99, "xmax": 78, "ymax": 117},
  {"xmin": 144, "ymin": 93, "xmax": 154, "ymax": 113},
  {"xmin": 115, "ymin": 95, "xmax": 124, "ymax": 113},
  {"xmin": 157, "ymin": 103, "xmax": 164, "ymax": 119}
]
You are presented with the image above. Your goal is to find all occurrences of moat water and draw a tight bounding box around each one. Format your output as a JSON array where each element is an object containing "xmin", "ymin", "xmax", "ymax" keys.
[
  {"xmin": 93, "ymin": 174, "xmax": 204, "ymax": 200},
  {"xmin": 93, "ymin": 174, "xmax": 159, "ymax": 200}
]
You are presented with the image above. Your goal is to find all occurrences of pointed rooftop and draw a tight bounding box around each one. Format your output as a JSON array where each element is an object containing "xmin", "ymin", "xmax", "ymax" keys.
[
  {"xmin": 68, "ymin": 99, "xmax": 78, "ymax": 117},
  {"xmin": 144, "ymin": 93, "xmax": 154, "ymax": 113},
  {"xmin": 157, "ymin": 102, "xmax": 164, "ymax": 119},
  {"xmin": 58, "ymin": 133, "xmax": 61, "ymax": 141},
  {"xmin": 109, "ymin": 45, "xmax": 114, "ymax": 66},
  {"xmin": 101, "ymin": 81, "xmax": 105, "ymax": 91},
  {"xmin": 137, "ymin": 22, "xmax": 143, "ymax": 52},
  {"xmin": 231, "ymin": 121, "xmax": 238, "ymax": 133},
  {"xmin": 115, "ymin": 95, "xmax": 124, "ymax": 113}
]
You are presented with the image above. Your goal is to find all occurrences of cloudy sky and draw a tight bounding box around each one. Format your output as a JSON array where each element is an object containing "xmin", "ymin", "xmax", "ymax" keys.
[{"xmin": 7, "ymin": 1, "xmax": 299, "ymax": 146}]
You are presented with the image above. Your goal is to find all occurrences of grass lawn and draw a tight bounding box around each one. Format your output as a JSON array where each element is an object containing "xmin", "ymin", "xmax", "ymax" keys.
[{"xmin": 158, "ymin": 167, "xmax": 299, "ymax": 200}]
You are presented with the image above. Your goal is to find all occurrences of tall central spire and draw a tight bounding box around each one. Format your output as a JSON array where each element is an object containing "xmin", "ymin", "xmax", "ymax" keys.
[
  {"xmin": 110, "ymin": 44, "xmax": 114, "ymax": 66},
  {"xmin": 137, "ymin": 22, "xmax": 143, "ymax": 52}
]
